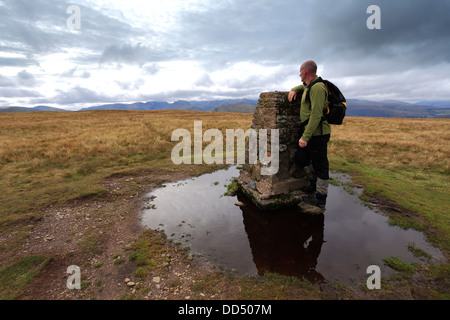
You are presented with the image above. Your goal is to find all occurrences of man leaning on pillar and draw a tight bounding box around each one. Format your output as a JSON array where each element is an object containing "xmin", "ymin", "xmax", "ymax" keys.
[{"xmin": 288, "ymin": 60, "xmax": 330, "ymax": 210}]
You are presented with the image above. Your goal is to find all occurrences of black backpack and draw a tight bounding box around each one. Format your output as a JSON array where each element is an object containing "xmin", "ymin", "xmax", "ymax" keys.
[{"xmin": 305, "ymin": 77, "xmax": 347, "ymax": 125}]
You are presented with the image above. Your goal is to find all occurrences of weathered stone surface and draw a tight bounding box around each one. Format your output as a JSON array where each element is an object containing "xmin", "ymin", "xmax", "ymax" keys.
[
  {"xmin": 237, "ymin": 91, "xmax": 318, "ymax": 213},
  {"xmin": 297, "ymin": 202, "xmax": 325, "ymax": 215}
]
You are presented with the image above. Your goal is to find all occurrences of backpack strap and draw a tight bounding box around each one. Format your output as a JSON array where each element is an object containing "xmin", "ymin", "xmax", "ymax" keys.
[
  {"xmin": 304, "ymin": 77, "xmax": 327, "ymax": 125},
  {"xmin": 304, "ymin": 77, "xmax": 324, "ymax": 104}
]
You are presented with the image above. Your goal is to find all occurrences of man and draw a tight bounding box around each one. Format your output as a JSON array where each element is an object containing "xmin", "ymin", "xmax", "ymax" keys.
[{"xmin": 288, "ymin": 60, "xmax": 330, "ymax": 210}]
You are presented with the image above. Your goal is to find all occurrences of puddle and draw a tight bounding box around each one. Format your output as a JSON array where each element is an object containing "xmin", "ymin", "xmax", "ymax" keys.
[{"xmin": 140, "ymin": 166, "xmax": 444, "ymax": 284}]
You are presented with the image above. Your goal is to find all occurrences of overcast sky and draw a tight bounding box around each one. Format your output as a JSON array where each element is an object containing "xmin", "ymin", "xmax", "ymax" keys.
[{"xmin": 1, "ymin": 0, "xmax": 449, "ymax": 110}]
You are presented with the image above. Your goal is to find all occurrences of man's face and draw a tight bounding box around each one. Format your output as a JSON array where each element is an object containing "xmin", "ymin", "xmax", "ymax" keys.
[{"xmin": 299, "ymin": 67, "xmax": 307, "ymax": 83}]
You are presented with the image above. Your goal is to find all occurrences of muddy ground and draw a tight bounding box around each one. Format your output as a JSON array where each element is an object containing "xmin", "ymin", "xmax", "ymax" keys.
[
  {"xmin": 2, "ymin": 170, "xmax": 227, "ymax": 300},
  {"xmin": 1, "ymin": 169, "xmax": 448, "ymax": 300}
]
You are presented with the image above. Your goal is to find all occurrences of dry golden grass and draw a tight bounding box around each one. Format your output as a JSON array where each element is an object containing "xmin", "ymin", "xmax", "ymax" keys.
[
  {"xmin": 0, "ymin": 110, "xmax": 252, "ymax": 228},
  {"xmin": 0, "ymin": 111, "xmax": 448, "ymax": 251},
  {"xmin": 329, "ymin": 117, "xmax": 450, "ymax": 174}
]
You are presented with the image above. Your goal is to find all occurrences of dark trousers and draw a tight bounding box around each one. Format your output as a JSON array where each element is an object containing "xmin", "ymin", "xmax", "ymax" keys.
[{"xmin": 295, "ymin": 134, "xmax": 330, "ymax": 180}]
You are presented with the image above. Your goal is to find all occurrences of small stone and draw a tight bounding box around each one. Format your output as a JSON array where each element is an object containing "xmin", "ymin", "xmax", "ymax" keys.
[
  {"xmin": 185, "ymin": 296, "xmax": 191, "ymax": 300},
  {"xmin": 124, "ymin": 278, "xmax": 131, "ymax": 283},
  {"xmin": 152, "ymin": 276, "xmax": 161, "ymax": 284},
  {"xmin": 234, "ymin": 201, "xmax": 245, "ymax": 207},
  {"xmin": 127, "ymin": 282, "xmax": 135, "ymax": 287},
  {"xmin": 246, "ymin": 181, "xmax": 256, "ymax": 190}
]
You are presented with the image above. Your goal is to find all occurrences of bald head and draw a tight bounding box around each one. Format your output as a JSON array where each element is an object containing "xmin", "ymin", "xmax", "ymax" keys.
[
  {"xmin": 300, "ymin": 60, "xmax": 318, "ymax": 85},
  {"xmin": 301, "ymin": 60, "xmax": 317, "ymax": 74}
]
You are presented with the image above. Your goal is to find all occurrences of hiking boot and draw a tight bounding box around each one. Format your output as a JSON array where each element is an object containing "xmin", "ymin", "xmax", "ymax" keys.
[
  {"xmin": 302, "ymin": 192, "xmax": 327, "ymax": 209},
  {"xmin": 301, "ymin": 180, "xmax": 317, "ymax": 194}
]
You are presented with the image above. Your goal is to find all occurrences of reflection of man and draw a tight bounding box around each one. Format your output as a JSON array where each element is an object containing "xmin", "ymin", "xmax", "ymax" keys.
[
  {"xmin": 239, "ymin": 194, "xmax": 325, "ymax": 282},
  {"xmin": 288, "ymin": 60, "xmax": 330, "ymax": 209}
]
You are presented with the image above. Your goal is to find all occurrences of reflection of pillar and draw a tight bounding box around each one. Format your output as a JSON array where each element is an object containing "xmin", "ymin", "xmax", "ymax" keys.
[
  {"xmin": 238, "ymin": 91, "xmax": 313, "ymax": 210},
  {"xmin": 238, "ymin": 193, "xmax": 326, "ymax": 283}
]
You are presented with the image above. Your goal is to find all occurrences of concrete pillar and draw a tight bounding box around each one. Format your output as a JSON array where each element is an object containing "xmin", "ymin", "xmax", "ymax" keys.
[{"xmin": 238, "ymin": 91, "xmax": 315, "ymax": 211}]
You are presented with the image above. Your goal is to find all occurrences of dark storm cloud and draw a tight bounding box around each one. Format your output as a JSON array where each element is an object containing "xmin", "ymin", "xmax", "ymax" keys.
[
  {"xmin": 299, "ymin": 0, "xmax": 450, "ymax": 72},
  {"xmin": 173, "ymin": 0, "xmax": 310, "ymax": 68},
  {"xmin": 0, "ymin": 0, "xmax": 140, "ymax": 61},
  {"xmin": 1, "ymin": 0, "xmax": 449, "ymax": 105},
  {"xmin": 164, "ymin": 0, "xmax": 450, "ymax": 78}
]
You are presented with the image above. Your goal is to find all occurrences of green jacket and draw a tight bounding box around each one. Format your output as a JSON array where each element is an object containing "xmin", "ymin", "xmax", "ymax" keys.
[{"xmin": 291, "ymin": 76, "xmax": 331, "ymax": 141}]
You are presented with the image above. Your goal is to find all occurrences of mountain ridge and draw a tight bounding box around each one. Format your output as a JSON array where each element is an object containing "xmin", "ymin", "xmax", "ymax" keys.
[{"xmin": 1, "ymin": 98, "xmax": 450, "ymax": 118}]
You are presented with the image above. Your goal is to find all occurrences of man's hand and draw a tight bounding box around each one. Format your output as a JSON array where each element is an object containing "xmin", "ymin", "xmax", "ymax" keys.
[
  {"xmin": 288, "ymin": 90, "xmax": 297, "ymax": 102},
  {"xmin": 299, "ymin": 138, "xmax": 308, "ymax": 148}
]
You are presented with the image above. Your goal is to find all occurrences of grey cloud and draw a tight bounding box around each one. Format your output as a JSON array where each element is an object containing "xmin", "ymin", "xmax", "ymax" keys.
[
  {"xmin": 0, "ymin": 0, "xmax": 141, "ymax": 60},
  {"xmin": 173, "ymin": 0, "xmax": 309, "ymax": 68},
  {"xmin": 0, "ymin": 57, "xmax": 40, "ymax": 67},
  {"xmin": 60, "ymin": 67, "xmax": 77, "ymax": 77},
  {"xmin": 2, "ymin": 0, "xmax": 449, "ymax": 105},
  {"xmin": 226, "ymin": 66, "xmax": 293, "ymax": 91},
  {"xmin": 60, "ymin": 67, "xmax": 91, "ymax": 78},
  {"xmin": 0, "ymin": 74, "xmax": 15, "ymax": 87},
  {"xmin": 17, "ymin": 70, "xmax": 36, "ymax": 86},
  {"xmin": 142, "ymin": 63, "xmax": 160, "ymax": 75},
  {"xmin": 299, "ymin": 0, "xmax": 450, "ymax": 71},
  {"xmin": 49, "ymin": 86, "xmax": 118, "ymax": 105},
  {"xmin": 0, "ymin": 88, "xmax": 42, "ymax": 97},
  {"xmin": 115, "ymin": 79, "xmax": 145, "ymax": 91},
  {"xmin": 0, "ymin": 0, "xmax": 69, "ymax": 53},
  {"xmin": 100, "ymin": 43, "xmax": 152, "ymax": 66},
  {"xmin": 195, "ymin": 74, "xmax": 214, "ymax": 87}
]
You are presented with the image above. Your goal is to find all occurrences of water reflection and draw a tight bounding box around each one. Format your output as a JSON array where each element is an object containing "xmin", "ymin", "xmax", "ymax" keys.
[
  {"xmin": 141, "ymin": 166, "xmax": 443, "ymax": 284},
  {"xmin": 239, "ymin": 193, "xmax": 326, "ymax": 282}
]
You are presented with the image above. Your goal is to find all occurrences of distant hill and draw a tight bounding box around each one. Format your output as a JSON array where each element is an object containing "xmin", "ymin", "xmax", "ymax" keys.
[
  {"xmin": 1, "ymin": 98, "xmax": 450, "ymax": 118},
  {"xmin": 210, "ymin": 103, "xmax": 256, "ymax": 113},
  {"xmin": 79, "ymin": 101, "xmax": 171, "ymax": 111},
  {"xmin": 79, "ymin": 99, "xmax": 259, "ymax": 112},
  {"xmin": 0, "ymin": 106, "xmax": 66, "ymax": 113},
  {"xmin": 205, "ymin": 99, "xmax": 450, "ymax": 118},
  {"xmin": 346, "ymin": 99, "xmax": 450, "ymax": 118},
  {"xmin": 414, "ymin": 101, "xmax": 450, "ymax": 108}
]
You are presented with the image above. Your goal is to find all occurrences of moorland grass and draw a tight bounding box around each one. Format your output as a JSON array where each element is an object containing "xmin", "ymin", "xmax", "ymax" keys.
[
  {"xmin": 1, "ymin": 112, "xmax": 448, "ymax": 251},
  {"xmin": 0, "ymin": 111, "xmax": 448, "ymax": 299}
]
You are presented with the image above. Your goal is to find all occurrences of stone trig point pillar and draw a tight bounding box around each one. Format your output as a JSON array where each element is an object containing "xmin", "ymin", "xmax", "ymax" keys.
[{"xmin": 238, "ymin": 91, "xmax": 320, "ymax": 213}]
